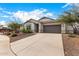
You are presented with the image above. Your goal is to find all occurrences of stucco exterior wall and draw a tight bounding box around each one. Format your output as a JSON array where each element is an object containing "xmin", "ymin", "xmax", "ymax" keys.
[
  {"xmin": 24, "ymin": 22, "xmax": 31, "ymax": 29},
  {"xmin": 39, "ymin": 23, "xmax": 43, "ymax": 33},
  {"xmin": 61, "ymin": 24, "xmax": 74, "ymax": 34},
  {"xmin": 43, "ymin": 23, "xmax": 61, "ymax": 25},
  {"xmin": 66, "ymin": 25, "xmax": 73, "ymax": 33},
  {"xmin": 23, "ymin": 22, "xmax": 35, "ymax": 33},
  {"xmin": 31, "ymin": 23, "xmax": 35, "ymax": 32},
  {"xmin": 61, "ymin": 24, "xmax": 66, "ymax": 33}
]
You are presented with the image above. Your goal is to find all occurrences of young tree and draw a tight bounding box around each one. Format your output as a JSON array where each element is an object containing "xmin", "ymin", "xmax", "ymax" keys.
[
  {"xmin": 57, "ymin": 4, "xmax": 79, "ymax": 34},
  {"xmin": 8, "ymin": 22, "xmax": 21, "ymax": 32}
]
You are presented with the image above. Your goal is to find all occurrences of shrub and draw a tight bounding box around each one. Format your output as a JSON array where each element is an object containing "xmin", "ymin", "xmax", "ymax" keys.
[
  {"xmin": 27, "ymin": 26, "xmax": 32, "ymax": 33},
  {"xmin": 21, "ymin": 26, "xmax": 32, "ymax": 33},
  {"xmin": 27, "ymin": 29, "xmax": 32, "ymax": 33},
  {"xmin": 68, "ymin": 34, "xmax": 76, "ymax": 37},
  {"xmin": 11, "ymin": 33, "xmax": 17, "ymax": 37},
  {"xmin": 21, "ymin": 27, "xmax": 28, "ymax": 33}
]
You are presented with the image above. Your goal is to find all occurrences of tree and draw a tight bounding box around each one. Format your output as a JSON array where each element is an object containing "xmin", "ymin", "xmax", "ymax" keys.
[
  {"xmin": 8, "ymin": 22, "xmax": 21, "ymax": 32},
  {"xmin": 57, "ymin": 4, "xmax": 79, "ymax": 34}
]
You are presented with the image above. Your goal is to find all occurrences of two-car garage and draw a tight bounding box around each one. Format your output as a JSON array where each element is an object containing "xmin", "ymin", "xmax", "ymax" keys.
[{"xmin": 43, "ymin": 25, "xmax": 61, "ymax": 33}]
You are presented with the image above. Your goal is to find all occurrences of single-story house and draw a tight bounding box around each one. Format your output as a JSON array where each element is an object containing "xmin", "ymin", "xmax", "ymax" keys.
[{"xmin": 22, "ymin": 17, "xmax": 74, "ymax": 33}]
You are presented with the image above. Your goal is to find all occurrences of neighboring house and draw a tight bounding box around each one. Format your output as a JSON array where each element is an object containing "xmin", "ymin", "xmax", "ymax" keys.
[
  {"xmin": 0, "ymin": 26, "xmax": 13, "ymax": 33},
  {"xmin": 23, "ymin": 17, "xmax": 73, "ymax": 33}
]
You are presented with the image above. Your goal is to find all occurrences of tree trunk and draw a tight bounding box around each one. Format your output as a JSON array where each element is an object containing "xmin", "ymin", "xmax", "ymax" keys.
[
  {"xmin": 71, "ymin": 24, "xmax": 78, "ymax": 34},
  {"xmin": 70, "ymin": 24, "xmax": 75, "ymax": 34}
]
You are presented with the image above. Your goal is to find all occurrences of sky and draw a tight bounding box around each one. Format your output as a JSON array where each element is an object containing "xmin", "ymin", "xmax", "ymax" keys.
[{"xmin": 0, "ymin": 3, "xmax": 72, "ymax": 26}]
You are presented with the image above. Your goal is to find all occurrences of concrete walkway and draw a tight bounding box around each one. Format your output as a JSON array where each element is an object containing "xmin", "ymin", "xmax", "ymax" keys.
[
  {"xmin": 11, "ymin": 33, "xmax": 64, "ymax": 56},
  {"xmin": 0, "ymin": 35, "xmax": 14, "ymax": 56}
]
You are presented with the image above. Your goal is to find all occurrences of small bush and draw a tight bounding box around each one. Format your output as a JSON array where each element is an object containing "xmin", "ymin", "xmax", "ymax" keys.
[
  {"xmin": 68, "ymin": 34, "xmax": 76, "ymax": 37},
  {"xmin": 11, "ymin": 33, "xmax": 17, "ymax": 37},
  {"xmin": 21, "ymin": 27, "xmax": 32, "ymax": 33},
  {"xmin": 27, "ymin": 29, "xmax": 32, "ymax": 33},
  {"xmin": 21, "ymin": 28, "xmax": 28, "ymax": 33}
]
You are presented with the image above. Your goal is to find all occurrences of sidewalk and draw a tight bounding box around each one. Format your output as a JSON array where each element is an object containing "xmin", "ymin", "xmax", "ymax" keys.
[{"xmin": 0, "ymin": 35, "xmax": 14, "ymax": 56}]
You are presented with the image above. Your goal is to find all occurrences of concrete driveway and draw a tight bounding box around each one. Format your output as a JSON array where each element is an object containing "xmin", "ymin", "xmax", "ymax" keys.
[{"xmin": 11, "ymin": 33, "xmax": 64, "ymax": 56}]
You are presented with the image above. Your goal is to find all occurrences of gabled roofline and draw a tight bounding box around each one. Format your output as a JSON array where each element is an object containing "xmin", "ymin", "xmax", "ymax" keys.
[
  {"xmin": 39, "ymin": 17, "xmax": 54, "ymax": 20},
  {"xmin": 23, "ymin": 17, "xmax": 55, "ymax": 25},
  {"xmin": 23, "ymin": 19, "xmax": 39, "ymax": 25}
]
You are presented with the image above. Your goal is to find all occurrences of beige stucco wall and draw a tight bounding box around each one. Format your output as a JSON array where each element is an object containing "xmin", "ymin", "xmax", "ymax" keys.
[
  {"xmin": 61, "ymin": 24, "xmax": 74, "ymax": 34},
  {"xmin": 23, "ymin": 22, "xmax": 36, "ymax": 33},
  {"xmin": 66, "ymin": 25, "xmax": 74, "ymax": 33},
  {"xmin": 31, "ymin": 23, "xmax": 35, "ymax": 33},
  {"xmin": 39, "ymin": 23, "xmax": 43, "ymax": 33},
  {"xmin": 43, "ymin": 22, "xmax": 61, "ymax": 25},
  {"xmin": 61, "ymin": 24, "xmax": 66, "ymax": 33}
]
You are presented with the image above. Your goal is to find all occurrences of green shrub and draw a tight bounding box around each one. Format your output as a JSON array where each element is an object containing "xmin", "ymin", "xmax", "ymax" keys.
[
  {"xmin": 21, "ymin": 27, "xmax": 28, "ymax": 33},
  {"xmin": 21, "ymin": 26, "xmax": 32, "ymax": 33},
  {"xmin": 27, "ymin": 26, "xmax": 32, "ymax": 33},
  {"xmin": 27, "ymin": 29, "xmax": 32, "ymax": 33}
]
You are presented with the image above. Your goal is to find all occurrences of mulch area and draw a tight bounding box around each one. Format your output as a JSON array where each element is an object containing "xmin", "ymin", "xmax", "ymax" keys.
[
  {"xmin": 9, "ymin": 33, "xmax": 36, "ymax": 43},
  {"xmin": 62, "ymin": 34, "xmax": 79, "ymax": 56}
]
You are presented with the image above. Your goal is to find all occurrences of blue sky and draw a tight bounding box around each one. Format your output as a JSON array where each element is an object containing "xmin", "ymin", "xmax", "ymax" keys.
[{"xmin": 0, "ymin": 3, "xmax": 72, "ymax": 26}]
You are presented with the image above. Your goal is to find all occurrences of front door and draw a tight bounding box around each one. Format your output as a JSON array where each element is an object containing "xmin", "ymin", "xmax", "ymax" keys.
[{"xmin": 35, "ymin": 24, "xmax": 39, "ymax": 32}]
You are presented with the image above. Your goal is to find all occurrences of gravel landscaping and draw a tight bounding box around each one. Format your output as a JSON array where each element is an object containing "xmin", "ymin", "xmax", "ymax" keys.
[
  {"xmin": 9, "ymin": 33, "xmax": 36, "ymax": 43},
  {"xmin": 62, "ymin": 34, "xmax": 79, "ymax": 56}
]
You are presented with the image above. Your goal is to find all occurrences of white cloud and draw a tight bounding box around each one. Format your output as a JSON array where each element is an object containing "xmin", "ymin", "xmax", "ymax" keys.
[
  {"xmin": 62, "ymin": 3, "xmax": 79, "ymax": 8},
  {"xmin": 45, "ymin": 13, "xmax": 53, "ymax": 17},
  {"xmin": 0, "ymin": 21, "xmax": 7, "ymax": 27},
  {"xmin": 13, "ymin": 9, "xmax": 54, "ymax": 22},
  {"xmin": 0, "ymin": 7, "xmax": 54, "ymax": 23},
  {"xmin": 62, "ymin": 3, "xmax": 70, "ymax": 8},
  {"xmin": 74, "ymin": 3, "xmax": 79, "ymax": 7}
]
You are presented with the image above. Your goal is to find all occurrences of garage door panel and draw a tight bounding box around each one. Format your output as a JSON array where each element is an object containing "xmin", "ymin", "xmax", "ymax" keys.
[{"xmin": 43, "ymin": 25, "xmax": 61, "ymax": 33}]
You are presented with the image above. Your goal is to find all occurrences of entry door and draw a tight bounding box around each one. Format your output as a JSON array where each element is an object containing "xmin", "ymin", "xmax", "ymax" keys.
[{"xmin": 35, "ymin": 24, "xmax": 39, "ymax": 32}]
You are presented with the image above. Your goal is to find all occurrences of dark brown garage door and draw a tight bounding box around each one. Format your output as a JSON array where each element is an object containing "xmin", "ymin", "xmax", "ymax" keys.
[{"xmin": 43, "ymin": 25, "xmax": 61, "ymax": 33}]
